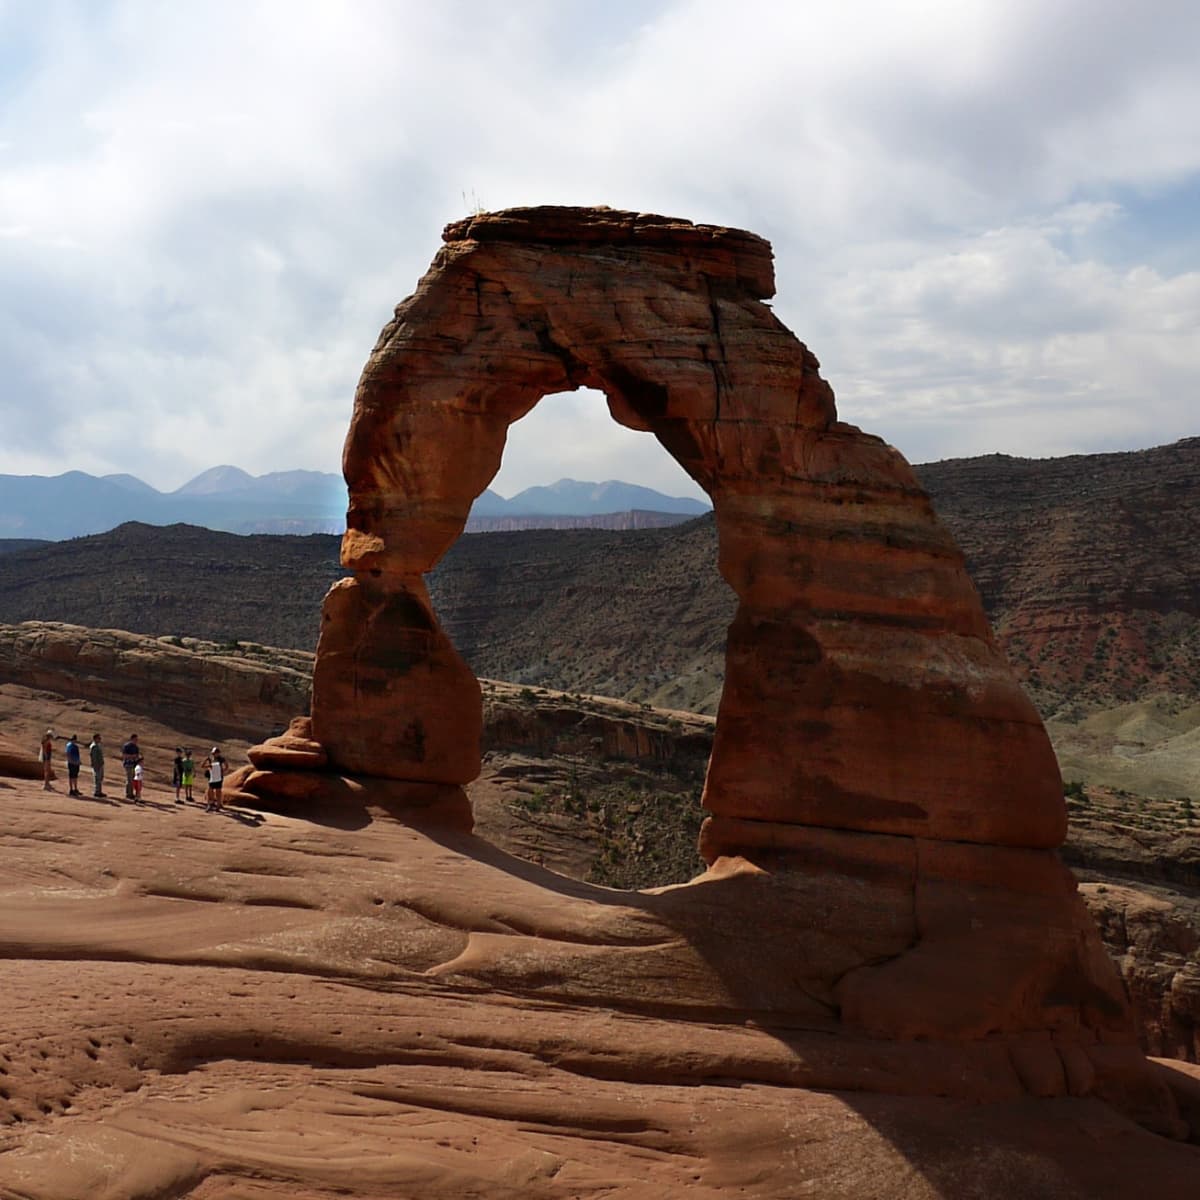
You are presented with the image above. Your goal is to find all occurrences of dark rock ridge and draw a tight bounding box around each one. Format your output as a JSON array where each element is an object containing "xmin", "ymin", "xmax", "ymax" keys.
[
  {"xmin": 917, "ymin": 437, "xmax": 1200, "ymax": 709},
  {"xmin": 463, "ymin": 508, "xmax": 698, "ymax": 533},
  {"xmin": 0, "ymin": 522, "xmax": 344, "ymax": 651}
]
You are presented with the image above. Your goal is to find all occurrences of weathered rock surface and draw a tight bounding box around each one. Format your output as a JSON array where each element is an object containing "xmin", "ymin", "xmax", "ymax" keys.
[
  {"xmin": 1, "ymin": 775, "xmax": 1199, "ymax": 1198},
  {"xmin": 9, "ymin": 646, "xmax": 1197, "ymax": 1080},
  {"xmin": 0, "ymin": 621, "xmax": 311, "ymax": 743},
  {"xmin": 1, "ymin": 643, "xmax": 1200, "ymax": 1189},
  {"xmin": 245, "ymin": 715, "xmax": 328, "ymax": 769},
  {"xmin": 1084, "ymin": 882, "xmax": 1200, "ymax": 1063},
  {"xmin": 1065, "ymin": 815, "xmax": 1200, "ymax": 1066},
  {"xmin": 309, "ymin": 205, "xmax": 1062, "ymax": 854}
]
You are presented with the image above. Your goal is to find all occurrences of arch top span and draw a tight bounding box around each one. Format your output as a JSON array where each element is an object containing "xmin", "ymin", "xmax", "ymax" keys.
[
  {"xmin": 441, "ymin": 205, "xmax": 778, "ymax": 298},
  {"xmin": 341, "ymin": 205, "xmax": 838, "ymax": 578}
]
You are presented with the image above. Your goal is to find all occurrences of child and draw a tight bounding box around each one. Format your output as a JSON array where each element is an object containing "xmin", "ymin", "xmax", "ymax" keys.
[
  {"xmin": 172, "ymin": 748, "xmax": 184, "ymax": 803},
  {"xmin": 133, "ymin": 760, "xmax": 144, "ymax": 802},
  {"xmin": 181, "ymin": 748, "xmax": 195, "ymax": 803}
]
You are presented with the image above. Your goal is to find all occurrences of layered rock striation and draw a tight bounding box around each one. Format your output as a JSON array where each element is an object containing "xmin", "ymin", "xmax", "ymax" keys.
[
  {"xmin": 0, "ymin": 621, "xmax": 311, "ymax": 743},
  {"xmin": 322, "ymin": 206, "xmax": 1060, "ymax": 848},
  {"xmin": 234, "ymin": 206, "xmax": 1184, "ymax": 1133}
]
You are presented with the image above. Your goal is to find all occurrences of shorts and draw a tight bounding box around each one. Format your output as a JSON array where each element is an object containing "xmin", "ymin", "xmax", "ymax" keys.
[
  {"xmin": 67, "ymin": 762, "xmax": 80, "ymax": 778},
  {"xmin": 210, "ymin": 779, "xmax": 223, "ymax": 790},
  {"xmin": 182, "ymin": 772, "xmax": 195, "ymax": 787}
]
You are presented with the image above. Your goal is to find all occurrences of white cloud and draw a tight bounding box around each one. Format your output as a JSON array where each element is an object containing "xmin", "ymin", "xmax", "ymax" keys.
[
  {"xmin": 808, "ymin": 210, "xmax": 1200, "ymax": 462},
  {"xmin": 1, "ymin": 0, "xmax": 1198, "ymax": 493}
]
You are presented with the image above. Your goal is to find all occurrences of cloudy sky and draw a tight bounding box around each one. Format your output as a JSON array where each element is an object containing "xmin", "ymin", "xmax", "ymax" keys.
[{"xmin": 2, "ymin": 0, "xmax": 1198, "ymax": 499}]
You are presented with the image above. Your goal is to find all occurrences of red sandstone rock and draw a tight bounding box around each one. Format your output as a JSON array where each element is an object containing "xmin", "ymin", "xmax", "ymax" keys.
[
  {"xmin": 225, "ymin": 763, "xmax": 473, "ymax": 832},
  {"xmin": 307, "ymin": 204, "xmax": 1063, "ymax": 851},
  {"xmin": 246, "ymin": 715, "xmax": 329, "ymax": 769},
  {"xmin": 0, "ymin": 775, "xmax": 1196, "ymax": 1196},
  {"xmin": 0, "ymin": 740, "xmax": 44, "ymax": 780},
  {"xmin": 0, "ymin": 621, "xmax": 310, "ymax": 742},
  {"xmin": 313, "ymin": 577, "xmax": 481, "ymax": 784},
  {"xmin": 243, "ymin": 206, "xmax": 1166, "ymax": 1140}
]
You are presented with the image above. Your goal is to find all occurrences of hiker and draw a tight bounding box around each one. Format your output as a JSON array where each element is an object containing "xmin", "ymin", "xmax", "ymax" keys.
[
  {"xmin": 89, "ymin": 733, "xmax": 105, "ymax": 798},
  {"xmin": 64, "ymin": 734, "xmax": 82, "ymax": 797},
  {"xmin": 132, "ymin": 760, "xmax": 144, "ymax": 801},
  {"xmin": 180, "ymin": 748, "xmax": 195, "ymax": 803},
  {"xmin": 39, "ymin": 729, "xmax": 54, "ymax": 790},
  {"xmin": 202, "ymin": 747, "xmax": 226, "ymax": 812},
  {"xmin": 172, "ymin": 748, "xmax": 184, "ymax": 803},
  {"xmin": 121, "ymin": 734, "xmax": 142, "ymax": 800}
]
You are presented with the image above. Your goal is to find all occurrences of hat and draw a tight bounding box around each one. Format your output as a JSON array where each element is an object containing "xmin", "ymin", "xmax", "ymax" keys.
[{"xmin": 211, "ymin": 746, "xmax": 220, "ymax": 754}]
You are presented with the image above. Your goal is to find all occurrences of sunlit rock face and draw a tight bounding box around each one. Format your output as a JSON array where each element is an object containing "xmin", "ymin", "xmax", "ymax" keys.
[{"xmin": 233, "ymin": 207, "xmax": 1186, "ymax": 1135}]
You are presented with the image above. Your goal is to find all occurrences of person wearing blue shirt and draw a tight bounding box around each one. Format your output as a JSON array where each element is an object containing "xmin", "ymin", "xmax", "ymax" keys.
[{"xmin": 64, "ymin": 734, "xmax": 82, "ymax": 798}]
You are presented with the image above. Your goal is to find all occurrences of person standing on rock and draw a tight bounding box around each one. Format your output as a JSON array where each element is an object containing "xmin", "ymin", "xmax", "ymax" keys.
[
  {"xmin": 39, "ymin": 729, "xmax": 54, "ymax": 790},
  {"xmin": 89, "ymin": 733, "xmax": 106, "ymax": 798},
  {"xmin": 180, "ymin": 748, "xmax": 195, "ymax": 803},
  {"xmin": 64, "ymin": 734, "xmax": 82, "ymax": 797},
  {"xmin": 202, "ymin": 747, "xmax": 226, "ymax": 812},
  {"xmin": 121, "ymin": 734, "xmax": 142, "ymax": 801},
  {"xmin": 172, "ymin": 748, "xmax": 185, "ymax": 803}
]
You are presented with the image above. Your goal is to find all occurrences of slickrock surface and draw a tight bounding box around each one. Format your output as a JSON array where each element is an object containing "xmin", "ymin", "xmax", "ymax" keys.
[
  {"xmin": 2, "ymin": 772, "xmax": 1200, "ymax": 1198},
  {"xmin": 9, "ymin": 650, "xmax": 1198, "ymax": 1074}
]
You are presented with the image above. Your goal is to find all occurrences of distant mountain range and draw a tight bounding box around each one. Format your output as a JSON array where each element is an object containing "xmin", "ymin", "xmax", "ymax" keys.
[{"xmin": 0, "ymin": 467, "xmax": 710, "ymax": 540}]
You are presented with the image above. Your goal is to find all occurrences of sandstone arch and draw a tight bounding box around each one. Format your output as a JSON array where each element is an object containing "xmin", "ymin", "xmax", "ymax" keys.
[
  {"xmin": 227, "ymin": 209, "xmax": 1186, "ymax": 1125},
  {"xmin": 309, "ymin": 205, "xmax": 1063, "ymax": 856}
]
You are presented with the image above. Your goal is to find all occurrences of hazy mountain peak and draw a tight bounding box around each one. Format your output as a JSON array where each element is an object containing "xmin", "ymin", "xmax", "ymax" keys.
[
  {"xmin": 502, "ymin": 478, "xmax": 710, "ymax": 516},
  {"xmin": 173, "ymin": 465, "xmax": 256, "ymax": 496},
  {"xmin": 102, "ymin": 473, "xmax": 160, "ymax": 495}
]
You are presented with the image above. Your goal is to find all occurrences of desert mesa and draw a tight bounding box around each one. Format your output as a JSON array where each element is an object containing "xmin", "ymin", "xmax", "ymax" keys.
[{"xmin": 1, "ymin": 206, "xmax": 1198, "ymax": 1198}]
